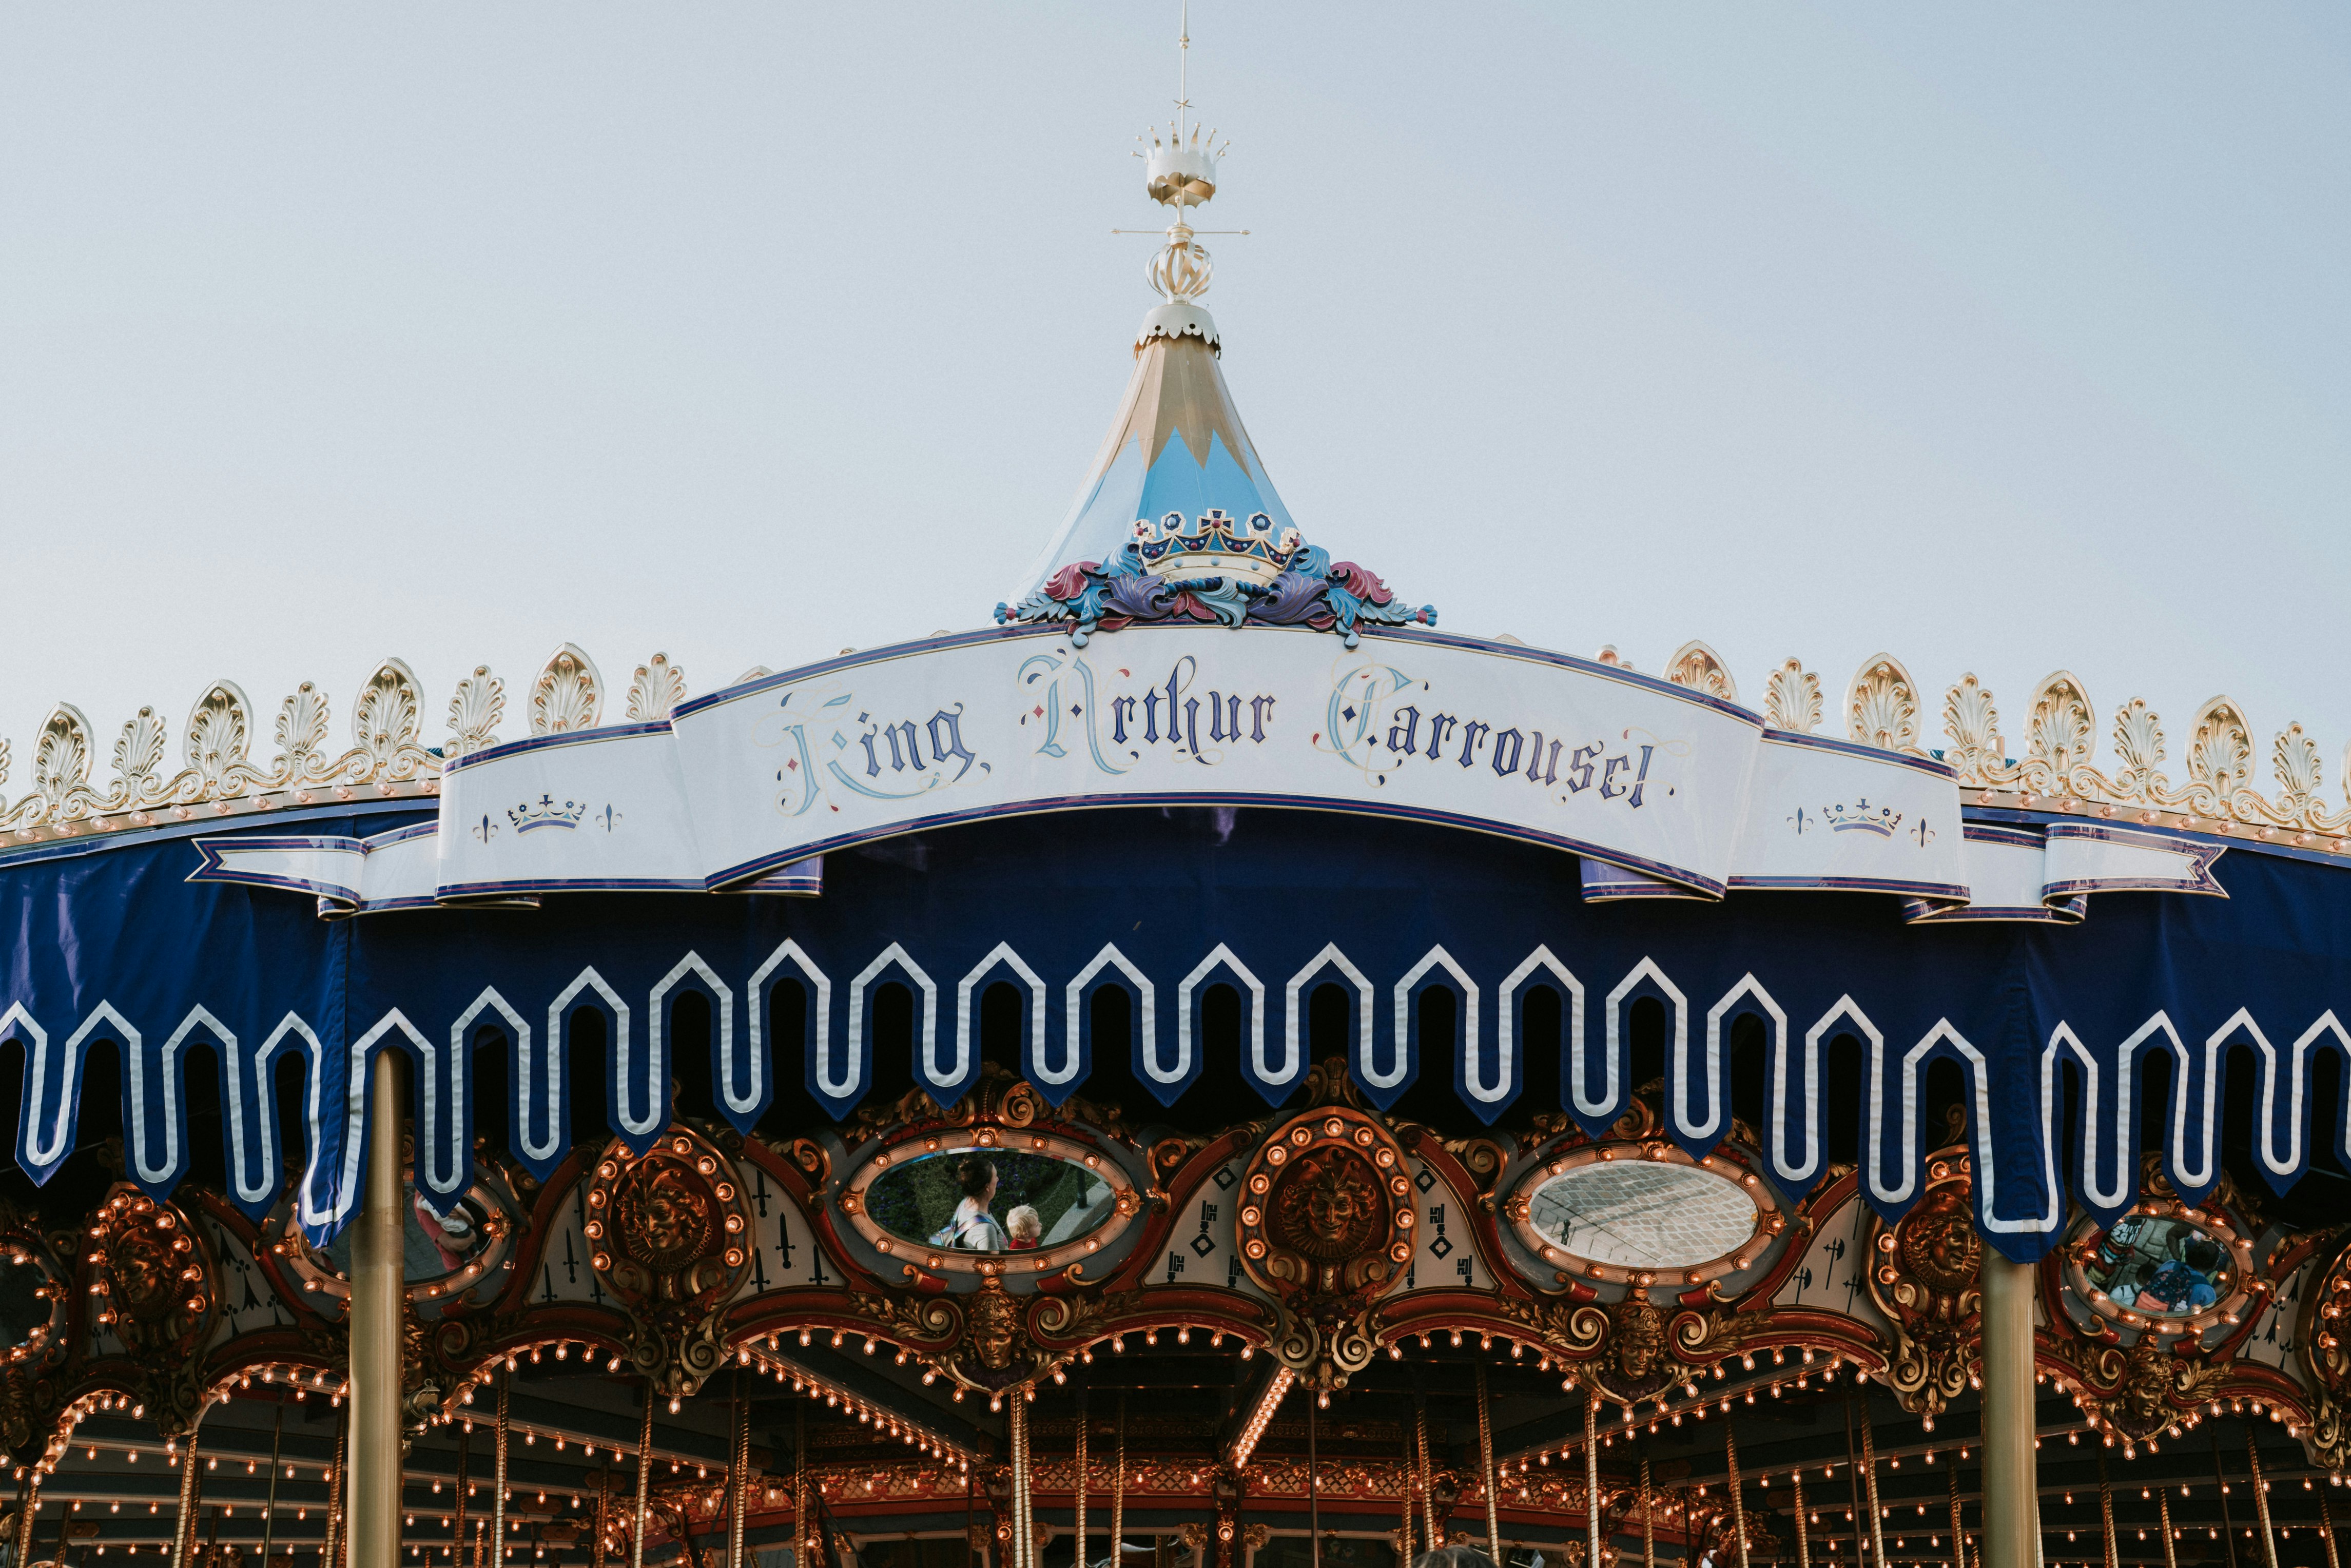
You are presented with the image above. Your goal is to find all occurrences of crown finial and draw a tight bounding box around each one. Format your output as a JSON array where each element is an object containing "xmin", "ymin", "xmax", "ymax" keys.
[{"xmin": 1133, "ymin": 4, "xmax": 1232, "ymax": 350}]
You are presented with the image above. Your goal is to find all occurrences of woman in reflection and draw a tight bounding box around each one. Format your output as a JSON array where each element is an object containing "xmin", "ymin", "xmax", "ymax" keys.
[
  {"xmin": 414, "ymin": 1193, "xmax": 490, "ymax": 1274},
  {"xmin": 930, "ymin": 1158, "xmax": 1008, "ymax": 1252}
]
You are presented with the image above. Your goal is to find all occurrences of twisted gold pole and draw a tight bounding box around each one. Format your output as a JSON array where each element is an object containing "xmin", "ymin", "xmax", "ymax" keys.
[
  {"xmin": 2322, "ymin": 1485, "xmax": 2342, "ymax": 1568},
  {"xmin": 1792, "ymin": 1468, "xmax": 1811, "ymax": 1568},
  {"xmin": 172, "ymin": 1438, "xmax": 202, "ymax": 1568},
  {"xmin": 1475, "ymin": 1364, "xmax": 1500, "ymax": 1560},
  {"xmin": 2159, "ymin": 1488, "xmax": 2180, "ymax": 1568},
  {"xmin": 1853, "ymin": 1393, "xmax": 1886, "ymax": 1568},
  {"xmin": 729, "ymin": 1383, "xmax": 751, "ymax": 1568},
  {"xmin": 1723, "ymin": 1422, "xmax": 1749, "ymax": 1568},
  {"xmin": 2246, "ymin": 1431, "xmax": 2278, "ymax": 1567},
  {"xmin": 1112, "ymin": 1396, "xmax": 1126, "ymax": 1568},
  {"xmin": 450, "ymin": 1420, "xmax": 469, "ymax": 1568},
  {"xmin": 795, "ymin": 1405, "xmax": 810, "ymax": 1568},
  {"xmin": 17, "ymin": 1464, "xmax": 41, "ymax": 1568},
  {"xmin": 1413, "ymin": 1396, "xmax": 1433, "ymax": 1556},
  {"xmin": 1639, "ymin": 1454, "xmax": 1654, "ymax": 1568},
  {"xmin": 493, "ymin": 1370, "xmax": 512, "ymax": 1568},
  {"xmin": 1945, "ymin": 1453, "xmax": 1963, "ymax": 1568},
  {"xmin": 1074, "ymin": 1385, "xmax": 1087, "ymax": 1568},
  {"xmin": 1583, "ymin": 1397, "xmax": 1601, "ymax": 1568},
  {"xmin": 593, "ymin": 1463, "xmax": 610, "ymax": 1568},
  {"xmin": 631, "ymin": 1388, "xmax": 655, "ymax": 1568}
]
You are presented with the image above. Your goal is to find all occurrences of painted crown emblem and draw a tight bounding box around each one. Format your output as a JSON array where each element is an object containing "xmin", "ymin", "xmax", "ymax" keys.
[
  {"xmin": 1131, "ymin": 508, "xmax": 1301, "ymax": 586},
  {"xmin": 1823, "ymin": 798, "xmax": 1902, "ymax": 836}
]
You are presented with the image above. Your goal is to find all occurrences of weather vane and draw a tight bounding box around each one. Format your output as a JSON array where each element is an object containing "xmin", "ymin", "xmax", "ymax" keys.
[{"xmin": 1112, "ymin": 2, "xmax": 1247, "ymax": 311}]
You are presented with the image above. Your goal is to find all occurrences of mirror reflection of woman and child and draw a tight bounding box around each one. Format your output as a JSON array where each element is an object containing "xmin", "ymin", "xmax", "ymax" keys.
[
  {"xmin": 928, "ymin": 1158, "xmax": 1045, "ymax": 1253},
  {"xmin": 2093, "ymin": 1216, "xmax": 2228, "ymax": 1315}
]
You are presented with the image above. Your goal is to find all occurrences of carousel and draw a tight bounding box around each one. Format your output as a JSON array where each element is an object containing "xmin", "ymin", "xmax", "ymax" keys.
[{"xmin": 6, "ymin": 36, "xmax": 2351, "ymax": 1568}]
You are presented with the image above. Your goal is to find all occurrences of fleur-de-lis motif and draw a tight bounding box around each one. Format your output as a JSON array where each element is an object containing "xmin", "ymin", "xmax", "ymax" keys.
[
  {"xmin": 1663, "ymin": 640, "xmax": 1736, "ymax": 703},
  {"xmin": 626, "ymin": 653, "xmax": 688, "ymax": 723},
  {"xmin": 445, "ymin": 667, "xmax": 506, "ymax": 761},
  {"xmin": 1764, "ymin": 659, "xmax": 1821, "ymax": 734},
  {"xmin": 1847, "ymin": 655, "xmax": 1923, "ymax": 756},
  {"xmin": 2020, "ymin": 673, "xmax": 2095, "ymax": 798},
  {"xmin": 1939, "ymin": 675, "xmax": 2013, "ymax": 787},
  {"xmin": 531, "ymin": 644, "xmax": 604, "ymax": 735}
]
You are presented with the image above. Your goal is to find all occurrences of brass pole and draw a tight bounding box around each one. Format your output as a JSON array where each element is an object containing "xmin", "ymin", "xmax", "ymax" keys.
[
  {"xmin": 729, "ymin": 1384, "xmax": 750, "ymax": 1568},
  {"xmin": 1978, "ymin": 1256, "xmax": 2040, "ymax": 1568},
  {"xmin": 2214, "ymin": 1427, "xmax": 2241, "ymax": 1568},
  {"xmin": 493, "ymin": 1371, "xmax": 512, "ymax": 1568},
  {"xmin": 794, "ymin": 1406, "xmax": 810, "ymax": 1568},
  {"xmin": 1306, "ymin": 1398, "xmax": 1318, "ymax": 1568},
  {"xmin": 172, "ymin": 1438, "xmax": 200, "ymax": 1568},
  {"xmin": 2323, "ymin": 1485, "xmax": 2342, "ymax": 1568},
  {"xmin": 1475, "ymin": 1364, "xmax": 1500, "ymax": 1561},
  {"xmin": 1396, "ymin": 1416, "xmax": 1412, "ymax": 1561},
  {"xmin": 16, "ymin": 1466, "xmax": 39, "ymax": 1568},
  {"xmin": 1112, "ymin": 1397, "xmax": 1125, "ymax": 1568},
  {"xmin": 1583, "ymin": 1396, "xmax": 1601, "ymax": 1568},
  {"xmin": 1074, "ymin": 1384, "xmax": 1087, "ymax": 1568},
  {"xmin": 1016, "ymin": 1394, "xmax": 1034, "ymax": 1568},
  {"xmin": 2159, "ymin": 1488, "xmax": 2179, "ymax": 1568},
  {"xmin": 1723, "ymin": 1420, "xmax": 1749, "ymax": 1568},
  {"xmin": 1852, "ymin": 1391, "xmax": 1886, "ymax": 1568},
  {"xmin": 349, "ymin": 1049, "xmax": 405, "ymax": 1568},
  {"xmin": 593, "ymin": 1464, "xmax": 610, "ymax": 1568},
  {"xmin": 2245, "ymin": 1431, "xmax": 2278, "ymax": 1568},
  {"xmin": 324, "ymin": 1414, "xmax": 347, "ymax": 1568},
  {"xmin": 1640, "ymin": 1454, "xmax": 1654, "ymax": 1568},
  {"xmin": 2097, "ymin": 1448, "xmax": 2117, "ymax": 1568},
  {"xmin": 259, "ymin": 1404, "xmax": 285, "ymax": 1568},
  {"xmin": 1412, "ymin": 1395, "xmax": 1432, "ymax": 1557},
  {"xmin": 631, "ymin": 1388, "xmax": 654, "ymax": 1568},
  {"xmin": 450, "ymin": 1423, "xmax": 468, "ymax": 1568},
  {"xmin": 1792, "ymin": 1469, "xmax": 1810, "ymax": 1568}
]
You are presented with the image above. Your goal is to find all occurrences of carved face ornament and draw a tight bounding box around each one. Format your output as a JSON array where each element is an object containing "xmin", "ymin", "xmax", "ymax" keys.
[
  {"xmin": 1612, "ymin": 1299, "xmax": 1668, "ymax": 1383},
  {"xmin": 1273, "ymin": 1151, "xmax": 1382, "ymax": 1262}
]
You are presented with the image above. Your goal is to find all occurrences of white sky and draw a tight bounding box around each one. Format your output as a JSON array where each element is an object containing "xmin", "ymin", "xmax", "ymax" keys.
[{"xmin": 1, "ymin": 5, "xmax": 2346, "ymax": 790}]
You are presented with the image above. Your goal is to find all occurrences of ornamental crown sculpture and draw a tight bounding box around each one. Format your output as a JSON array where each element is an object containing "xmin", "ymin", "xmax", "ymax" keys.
[{"xmin": 1130, "ymin": 507, "xmax": 1300, "ymax": 586}]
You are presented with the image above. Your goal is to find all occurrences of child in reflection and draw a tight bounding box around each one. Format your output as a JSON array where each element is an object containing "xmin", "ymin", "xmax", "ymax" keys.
[
  {"xmin": 413, "ymin": 1193, "xmax": 489, "ymax": 1274},
  {"xmin": 2140, "ymin": 1237, "xmax": 2225, "ymax": 1314},
  {"xmin": 1006, "ymin": 1206, "xmax": 1042, "ymax": 1250},
  {"xmin": 929, "ymin": 1158, "xmax": 1008, "ymax": 1252}
]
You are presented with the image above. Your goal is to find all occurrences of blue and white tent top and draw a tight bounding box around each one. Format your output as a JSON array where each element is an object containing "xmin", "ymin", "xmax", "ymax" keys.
[{"xmin": 1007, "ymin": 304, "xmax": 1294, "ymax": 603}]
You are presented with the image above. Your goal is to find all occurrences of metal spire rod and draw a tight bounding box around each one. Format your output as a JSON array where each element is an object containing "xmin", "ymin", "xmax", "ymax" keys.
[
  {"xmin": 1722, "ymin": 1421, "xmax": 1749, "ymax": 1568},
  {"xmin": 172, "ymin": 1435, "xmax": 201, "ymax": 1568},
  {"xmin": 1475, "ymin": 1362, "xmax": 1501, "ymax": 1560},
  {"xmin": 1583, "ymin": 1396, "xmax": 1602, "ymax": 1568},
  {"xmin": 1792, "ymin": 1467, "xmax": 1811, "ymax": 1568}
]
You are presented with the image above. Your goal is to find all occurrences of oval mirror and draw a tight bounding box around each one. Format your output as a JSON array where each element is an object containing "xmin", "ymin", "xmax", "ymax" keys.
[
  {"xmin": 867, "ymin": 1150, "xmax": 1119, "ymax": 1255},
  {"xmin": 1526, "ymin": 1159, "xmax": 1761, "ymax": 1271},
  {"xmin": 2081, "ymin": 1212, "xmax": 2236, "ymax": 1319}
]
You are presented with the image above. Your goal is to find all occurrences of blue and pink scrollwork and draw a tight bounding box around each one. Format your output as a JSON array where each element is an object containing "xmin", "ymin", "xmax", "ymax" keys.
[{"xmin": 995, "ymin": 535, "xmax": 1436, "ymax": 648}]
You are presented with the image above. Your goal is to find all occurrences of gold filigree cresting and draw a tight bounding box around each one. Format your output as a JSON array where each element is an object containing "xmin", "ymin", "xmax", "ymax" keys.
[{"xmin": 1664, "ymin": 640, "xmax": 1737, "ymax": 703}]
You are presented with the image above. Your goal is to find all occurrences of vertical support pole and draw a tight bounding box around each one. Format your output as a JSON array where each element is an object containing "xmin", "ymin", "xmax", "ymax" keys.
[
  {"xmin": 17, "ymin": 1466, "xmax": 41, "ymax": 1568},
  {"xmin": 2322, "ymin": 1485, "xmax": 2342, "ymax": 1568},
  {"xmin": 593, "ymin": 1464, "xmax": 610, "ymax": 1568},
  {"xmin": 2244, "ymin": 1430, "xmax": 2278, "ymax": 1568},
  {"xmin": 1475, "ymin": 1364, "xmax": 1500, "ymax": 1561},
  {"xmin": 1413, "ymin": 1395, "xmax": 1433, "ymax": 1556},
  {"xmin": 1723, "ymin": 1421, "xmax": 1749, "ymax": 1568},
  {"xmin": 1945, "ymin": 1451, "xmax": 1964, "ymax": 1568},
  {"xmin": 1306, "ymin": 1398, "xmax": 1318, "ymax": 1568},
  {"xmin": 1639, "ymin": 1454, "xmax": 1654, "ymax": 1568},
  {"xmin": 2159, "ymin": 1488, "xmax": 2179, "ymax": 1568},
  {"xmin": 1791, "ymin": 1469, "xmax": 1810, "ymax": 1568},
  {"xmin": 1583, "ymin": 1397, "xmax": 1601, "ymax": 1568},
  {"xmin": 325, "ymin": 1416, "xmax": 347, "ymax": 1568},
  {"xmin": 449, "ymin": 1423, "xmax": 468, "ymax": 1568},
  {"xmin": 1978, "ymin": 1253, "xmax": 2041, "ymax": 1568},
  {"xmin": 1112, "ymin": 1397, "xmax": 1126, "ymax": 1568},
  {"xmin": 172, "ymin": 1437, "xmax": 201, "ymax": 1568},
  {"xmin": 1075, "ymin": 1384, "xmax": 1087, "ymax": 1568},
  {"xmin": 259, "ymin": 1404, "xmax": 286, "ymax": 1568},
  {"xmin": 1852, "ymin": 1391, "xmax": 1885, "ymax": 1568},
  {"xmin": 493, "ymin": 1372, "xmax": 512, "ymax": 1568},
  {"xmin": 1396, "ymin": 1419, "xmax": 1413, "ymax": 1561},
  {"xmin": 729, "ymin": 1383, "xmax": 750, "ymax": 1568},
  {"xmin": 795, "ymin": 1406, "xmax": 810, "ymax": 1568},
  {"xmin": 2097, "ymin": 1448, "xmax": 2117, "ymax": 1568},
  {"xmin": 631, "ymin": 1388, "xmax": 654, "ymax": 1568},
  {"xmin": 349, "ymin": 1048, "xmax": 404, "ymax": 1568}
]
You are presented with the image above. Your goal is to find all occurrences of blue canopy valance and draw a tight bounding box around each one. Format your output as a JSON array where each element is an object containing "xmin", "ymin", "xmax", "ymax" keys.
[{"xmin": 3, "ymin": 805, "xmax": 2350, "ymax": 1263}]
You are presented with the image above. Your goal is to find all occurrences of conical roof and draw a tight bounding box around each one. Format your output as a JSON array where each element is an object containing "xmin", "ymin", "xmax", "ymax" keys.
[{"xmin": 1008, "ymin": 317, "xmax": 1295, "ymax": 598}]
